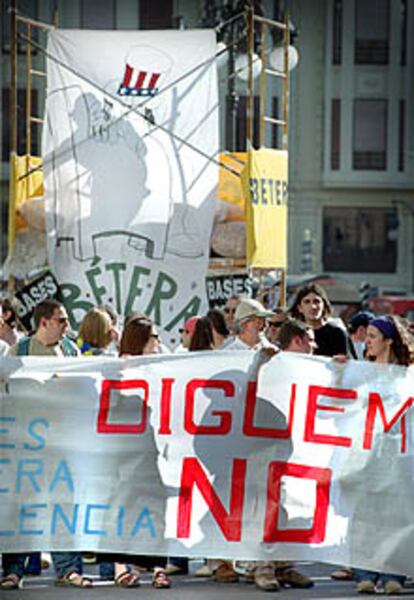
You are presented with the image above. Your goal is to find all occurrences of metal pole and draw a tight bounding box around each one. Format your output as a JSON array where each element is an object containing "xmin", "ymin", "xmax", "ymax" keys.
[
  {"xmin": 226, "ymin": 19, "xmax": 236, "ymax": 151},
  {"xmin": 259, "ymin": 22, "xmax": 266, "ymax": 147},
  {"xmin": 246, "ymin": 1, "xmax": 254, "ymax": 149},
  {"xmin": 282, "ymin": 12, "xmax": 289, "ymax": 151},
  {"xmin": 26, "ymin": 24, "xmax": 32, "ymax": 156},
  {"xmin": 279, "ymin": 12, "xmax": 290, "ymax": 307},
  {"xmin": 8, "ymin": 0, "xmax": 18, "ymax": 293},
  {"xmin": 10, "ymin": 0, "xmax": 17, "ymax": 154}
]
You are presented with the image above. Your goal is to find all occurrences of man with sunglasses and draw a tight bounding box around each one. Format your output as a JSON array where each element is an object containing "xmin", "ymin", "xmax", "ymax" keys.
[
  {"xmin": 221, "ymin": 298, "xmax": 282, "ymax": 591},
  {"xmin": 224, "ymin": 297, "xmax": 275, "ymax": 352},
  {"xmin": 8, "ymin": 299, "xmax": 78, "ymax": 357},
  {"xmin": 2, "ymin": 300, "xmax": 91, "ymax": 590},
  {"xmin": 265, "ymin": 308, "xmax": 287, "ymax": 345},
  {"xmin": 223, "ymin": 294, "xmax": 241, "ymax": 335}
]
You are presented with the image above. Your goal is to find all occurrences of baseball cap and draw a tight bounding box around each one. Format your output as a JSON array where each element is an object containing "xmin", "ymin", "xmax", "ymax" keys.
[
  {"xmin": 349, "ymin": 311, "xmax": 375, "ymax": 330},
  {"xmin": 234, "ymin": 298, "xmax": 274, "ymax": 323},
  {"xmin": 182, "ymin": 316, "xmax": 201, "ymax": 337}
]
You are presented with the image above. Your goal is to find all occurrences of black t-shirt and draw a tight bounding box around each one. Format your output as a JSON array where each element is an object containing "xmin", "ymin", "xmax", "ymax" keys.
[{"xmin": 314, "ymin": 321, "xmax": 352, "ymax": 357}]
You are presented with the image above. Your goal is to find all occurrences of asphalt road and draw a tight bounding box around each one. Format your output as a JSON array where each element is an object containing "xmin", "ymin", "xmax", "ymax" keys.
[{"xmin": 3, "ymin": 562, "xmax": 414, "ymax": 599}]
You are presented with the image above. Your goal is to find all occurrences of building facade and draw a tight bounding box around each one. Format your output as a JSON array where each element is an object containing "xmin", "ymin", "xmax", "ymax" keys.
[{"xmin": 1, "ymin": 0, "xmax": 413, "ymax": 291}]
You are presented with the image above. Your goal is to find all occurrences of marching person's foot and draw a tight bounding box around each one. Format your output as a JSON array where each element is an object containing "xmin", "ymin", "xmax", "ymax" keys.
[
  {"xmin": 331, "ymin": 567, "xmax": 352, "ymax": 580},
  {"xmin": 254, "ymin": 565, "xmax": 280, "ymax": 592},
  {"xmin": 165, "ymin": 563, "xmax": 184, "ymax": 575},
  {"xmin": 194, "ymin": 564, "xmax": 214, "ymax": 577},
  {"xmin": 0, "ymin": 574, "xmax": 21, "ymax": 590},
  {"xmin": 275, "ymin": 566, "xmax": 314, "ymax": 588},
  {"xmin": 384, "ymin": 581, "xmax": 403, "ymax": 595},
  {"xmin": 213, "ymin": 561, "xmax": 239, "ymax": 583},
  {"xmin": 356, "ymin": 580, "xmax": 376, "ymax": 594}
]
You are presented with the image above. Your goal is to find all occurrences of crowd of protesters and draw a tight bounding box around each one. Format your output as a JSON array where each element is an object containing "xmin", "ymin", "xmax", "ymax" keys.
[{"xmin": 1, "ymin": 283, "xmax": 413, "ymax": 593}]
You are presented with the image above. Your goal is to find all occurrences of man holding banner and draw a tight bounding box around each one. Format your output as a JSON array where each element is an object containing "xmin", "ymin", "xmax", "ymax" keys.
[{"xmin": 1, "ymin": 300, "xmax": 88, "ymax": 590}]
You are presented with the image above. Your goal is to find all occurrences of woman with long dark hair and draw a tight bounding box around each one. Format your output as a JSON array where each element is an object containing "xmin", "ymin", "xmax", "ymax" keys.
[
  {"xmin": 189, "ymin": 316, "xmax": 214, "ymax": 351},
  {"xmin": 206, "ymin": 309, "xmax": 231, "ymax": 349},
  {"xmin": 119, "ymin": 315, "xmax": 160, "ymax": 357},
  {"xmin": 96, "ymin": 316, "xmax": 166, "ymax": 587},
  {"xmin": 117, "ymin": 315, "xmax": 170, "ymax": 589}
]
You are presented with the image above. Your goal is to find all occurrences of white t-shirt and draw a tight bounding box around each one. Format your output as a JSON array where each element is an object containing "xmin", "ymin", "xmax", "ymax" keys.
[
  {"xmin": 0, "ymin": 339, "xmax": 9, "ymax": 356},
  {"xmin": 222, "ymin": 334, "xmax": 275, "ymax": 352}
]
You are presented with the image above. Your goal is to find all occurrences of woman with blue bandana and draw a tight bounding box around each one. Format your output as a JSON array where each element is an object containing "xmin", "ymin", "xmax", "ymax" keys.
[{"xmin": 353, "ymin": 315, "xmax": 412, "ymax": 595}]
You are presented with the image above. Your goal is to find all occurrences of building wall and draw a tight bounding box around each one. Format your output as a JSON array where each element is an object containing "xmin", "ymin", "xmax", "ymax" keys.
[
  {"xmin": 287, "ymin": 0, "xmax": 414, "ymax": 292},
  {"xmin": 1, "ymin": 0, "xmax": 413, "ymax": 293}
]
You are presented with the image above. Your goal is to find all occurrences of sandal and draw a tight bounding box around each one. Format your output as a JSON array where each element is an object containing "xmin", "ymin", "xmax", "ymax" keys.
[
  {"xmin": 55, "ymin": 571, "xmax": 93, "ymax": 588},
  {"xmin": 115, "ymin": 571, "xmax": 140, "ymax": 588},
  {"xmin": 0, "ymin": 574, "xmax": 21, "ymax": 590},
  {"xmin": 331, "ymin": 568, "xmax": 353, "ymax": 581},
  {"xmin": 152, "ymin": 568, "xmax": 171, "ymax": 589}
]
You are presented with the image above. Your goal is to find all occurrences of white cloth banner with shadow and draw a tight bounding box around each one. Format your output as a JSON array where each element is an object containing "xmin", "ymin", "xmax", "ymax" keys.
[{"xmin": 42, "ymin": 29, "xmax": 219, "ymax": 346}]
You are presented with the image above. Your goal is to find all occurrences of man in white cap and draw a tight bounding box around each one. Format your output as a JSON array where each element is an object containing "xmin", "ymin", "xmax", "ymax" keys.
[
  {"xmin": 224, "ymin": 297, "xmax": 276, "ymax": 351},
  {"xmin": 219, "ymin": 298, "xmax": 281, "ymax": 591}
]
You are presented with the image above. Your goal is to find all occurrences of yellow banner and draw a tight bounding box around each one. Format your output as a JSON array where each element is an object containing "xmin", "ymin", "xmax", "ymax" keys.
[
  {"xmin": 244, "ymin": 148, "xmax": 288, "ymax": 268},
  {"xmin": 12, "ymin": 154, "xmax": 44, "ymax": 233},
  {"xmin": 217, "ymin": 152, "xmax": 247, "ymax": 221}
]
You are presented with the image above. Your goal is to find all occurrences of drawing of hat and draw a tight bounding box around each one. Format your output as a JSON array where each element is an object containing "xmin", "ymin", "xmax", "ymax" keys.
[{"xmin": 118, "ymin": 46, "xmax": 172, "ymax": 97}]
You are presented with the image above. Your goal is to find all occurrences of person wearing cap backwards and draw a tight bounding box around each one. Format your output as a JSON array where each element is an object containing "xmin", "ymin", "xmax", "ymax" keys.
[
  {"xmin": 175, "ymin": 316, "xmax": 201, "ymax": 353},
  {"xmin": 348, "ymin": 310, "xmax": 374, "ymax": 359}
]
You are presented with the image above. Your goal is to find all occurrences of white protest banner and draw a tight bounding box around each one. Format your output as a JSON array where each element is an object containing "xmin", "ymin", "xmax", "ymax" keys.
[
  {"xmin": 42, "ymin": 30, "xmax": 219, "ymax": 346},
  {"xmin": 1, "ymin": 351, "xmax": 413, "ymax": 575}
]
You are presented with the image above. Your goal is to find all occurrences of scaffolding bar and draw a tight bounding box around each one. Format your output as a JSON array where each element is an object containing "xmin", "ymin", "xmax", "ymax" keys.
[
  {"xmin": 259, "ymin": 23, "xmax": 267, "ymax": 146},
  {"xmin": 264, "ymin": 116, "xmax": 285, "ymax": 125},
  {"xmin": 26, "ymin": 23, "xmax": 31, "ymax": 156},
  {"xmin": 246, "ymin": 3, "xmax": 254, "ymax": 149},
  {"xmin": 265, "ymin": 67, "xmax": 286, "ymax": 78},
  {"xmin": 253, "ymin": 14, "xmax": 286, "ymax": 31},
  {"xmin": 30, "ymin": 68, "xmax": 46, "ymax": 77},
  {"xmin": 16, "ymin": 13, "xmax": 55, "ymax": 30}
]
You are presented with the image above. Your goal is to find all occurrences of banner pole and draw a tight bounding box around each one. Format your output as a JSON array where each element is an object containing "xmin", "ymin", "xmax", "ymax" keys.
[
  {"xmin": 8, "ymin": 0, "xmax": 18, "ymax": 294},
  {"xmin": 246, "ymin": 1, "xmax": 254, "ymax": 150},
  {"xmin": 279, "ymin": 12, "xmax": 290, "ymax": 308},
  {"xmin": 259, "ymin": 22, "xmax": 267, "ymax": 147}
]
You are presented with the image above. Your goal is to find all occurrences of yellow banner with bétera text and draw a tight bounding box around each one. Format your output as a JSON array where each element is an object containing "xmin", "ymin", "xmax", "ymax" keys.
[{"xmin": 244, "ymin": 148, "xmax": 288, "ymax": 268}]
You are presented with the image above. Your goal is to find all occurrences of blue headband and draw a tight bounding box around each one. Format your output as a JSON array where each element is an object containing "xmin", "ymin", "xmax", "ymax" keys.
[{"xmin": 370, "ymin": 316, "xmax": 399, "ymax": 341}]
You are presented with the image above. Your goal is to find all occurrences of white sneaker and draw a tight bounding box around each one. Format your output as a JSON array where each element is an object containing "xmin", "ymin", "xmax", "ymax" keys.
[
  {"xmin": 356, "ymin": 580, "xmax": 376, "ymax": 594},
  {"xmin": 194, "ymin": 565, "xmax": 213, "ymax": 577},
  {"xmin": 384, "ymin": 581, "xmax": 403, "ymax": 595}
]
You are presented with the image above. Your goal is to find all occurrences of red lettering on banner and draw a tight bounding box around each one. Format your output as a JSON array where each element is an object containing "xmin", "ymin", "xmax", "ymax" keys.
[
  {"xmin": 97, "ymin": 379, "xmax": 148, "ymax": 434},
  {"xmin": 243, "ymin": 381, "xmax": 296, "ymax": 438},
  {"xmin": 363, "ymin": 392, "xmax": 414, "ymax": 453},
  {"xmin": 304, "ymin": 386, "xmax": 357, "ymax": 447},
  {"xmin": 158, "ymin": 378, "xmax": 175, "ymax": 435},
  {"xmin": 263, "ymin": 461, "xmax": 331, "ymax": 543},
  {"xmin": 177, "ymin": 457, "xmax": 246, "ymax": 541},
  {"xmin": 184, "ymin": 379, "xmax": 234, "ymax": 435}
]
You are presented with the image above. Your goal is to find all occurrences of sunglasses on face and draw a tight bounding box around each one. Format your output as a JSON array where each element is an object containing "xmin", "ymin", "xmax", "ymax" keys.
[
  {"xmin": 267, "ymin": 321, "xmax": 283, "ymax": 329},
  {"xmin": 224, "ymin": 307, "xmax": 236, "ymax": 315},
  {"xmin": 51, "ymin": 317, "xmax": 69, "ymax": 324}
]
